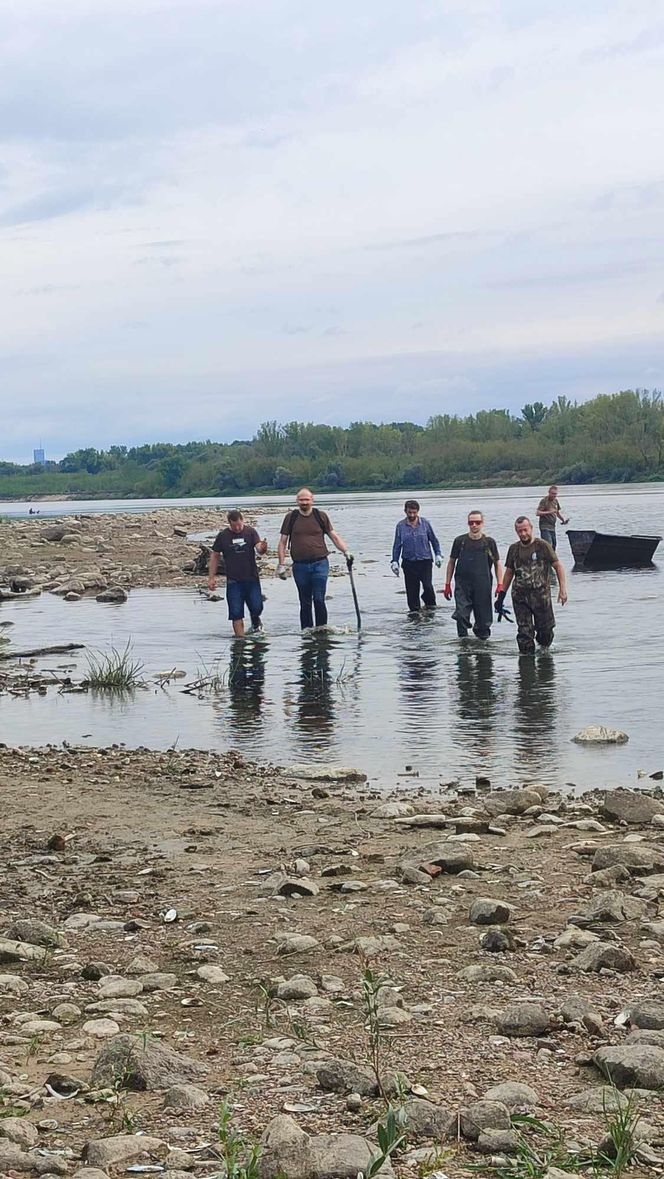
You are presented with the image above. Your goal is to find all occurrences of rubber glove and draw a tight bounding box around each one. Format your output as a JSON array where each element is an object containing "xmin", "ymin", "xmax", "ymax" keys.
[
  {"xmin": 390, "ymin": 561, "xmax": 400, "ymax": 577},
  {"xmin": 443, "ymin": 583, "xmax": 453, "ymax": 600},
  {"xmin": 276, "ymin": 564, "xmax": 287, "ymax": 580},
  {"xmin": 345, "ymin": 552, "xmax": 354, "ymax": 567},
  {"xmin": 435, "ymin": 555, "xmax": 443, "ymax": 567}
]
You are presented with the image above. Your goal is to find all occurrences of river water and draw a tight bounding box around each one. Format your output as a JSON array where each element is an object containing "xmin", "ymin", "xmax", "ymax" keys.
[{"xmin": 1, "ymin": 485, "xmax": 663, "ymax": 793}]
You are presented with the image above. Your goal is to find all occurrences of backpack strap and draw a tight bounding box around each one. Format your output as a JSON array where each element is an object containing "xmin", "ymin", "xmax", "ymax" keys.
[{"xmin": 286, "ymin": 508, "xmax": 330, "ymax": 548}]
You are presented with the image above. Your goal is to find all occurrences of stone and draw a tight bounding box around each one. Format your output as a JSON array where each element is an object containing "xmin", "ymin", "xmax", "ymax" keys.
[
  {"xmin": 573, "ymin": 726, "xmax": 629, "ymax": 744},
  {"xmin": 627, "ymin": 1029, "xmax": 664, "ymax": 1048},
  {"xmin": 0, "ymin": 1118, "xmax": 39, "ymax": 1148},
  {"xmin": 258, "ymin": 1115, "xmax": 310, "ymax": 1179},
  {"xmin": 595, "ymin": 1044, "xmax": 664, "ymax": 1089},
  {"xmin": 196, "ymin": 964, "xmax": 230, "ymax": 984},
  {"xmin": 586, "ymin": 864, "xmax": 631, "ymax": 887},
  {"xmin": 476, "ymin": 1129, "xmax": 519, "ymax": 1154},
  {"xmin": 309, "ymin": 1133, "xmax": 394, "ymax": 1179},
  {"xmin": 469, "ymin": 898, "xmax": 513, "ymax": 925},
  {"xmin": 642, "ymin": 921, "xmax": 664, "ymax": 943},
  {"xmin": 0, "ymin": 1142, "xmax": 37, "ymax": 1172},
  {"xmin": 51, "ymin": 1002, "xmax": 81, "ymax": 1025},
  {"xmin": 0, "ymin": 973, "xmax": 30, "ymax": 996},
  {"xmin": 480, "ymin": 929, "xmax": 514, "ymax": 953},
  {"xmin": 98, "ymin": 976, "xmax": 143, "ymax": 1000},
  {"xmin": 482, "ymin": 789, "xmax": 543, "ymax": 817},
  {"xmin": 273, "ymin": 876, "xmax": 320, "ymax": 899},
  {"xmin": 573, "ymin": 890, "xmax": 645, "ymax": 924},
  {"xmin": 140, "ymin": 972, "xmax": 178, "ymax": 992},
  {"xmin": 497, "ymin": 1002, "xmax": 550, "ymax": 1037},
  {"xmin": 162, "ymin": 1084, "xmax": 209, "ymax": 1111},
  {"xmin": 572, "ymin": 942, "xmax": 636, "ymax": 973},
  {"xmin": 6, "ymin": 918, "xmax": 64, "ymax": 948},
  {"xmin": 457, "ymin": 964, "xmax": 518, "ymax": 984},
  {"xmin": 0, "ymin": 937, "xmax": 46, "ymax": 965},
  {"xmin": 544, "ymin": 1169, "xmax": 583, "ymax": 1179},
  {"xmin": 560, "ymin": 996, "xmax": 602, "ymax": 1031},
  {"xmin": 126, "ymin": 954, "xmax": 159, "ymax": 976},
  {"xmin": 372, "ymin": 802, "xmax": 415, "ymax": 818},
  {"xmin": 96, "ymin": 587, "xmax": 128, "ymax": 603},
  {"xmin": 401, "ymin": 1098, "xmax": 455, "ymax": 1141},
  {"xmin": 629, "ymin": 1000, "xmax": 664, "ymax": 1030},
  {"xmin": 460, "ymin": 1099, "xmax": 511, "ymax": 1140},
  {"xmin": 83, "ymin": 1019, "xmax": 121, "ymax": 1038},
  {"xmin": 592, "ymin": 844, "xmax": 664, "ymax": 875},
  {"xmin": 402, "ymin": 841, "xmax": 476, "ymax": 877},
  {"xmin": 20, "ymin": 1019, "xmax": 61, "ymax": 1035},
  {"xmin": 81, "ymin": 962, "xmax": 113, "ymax": 980},
  {"xmin": 284, "ymin": 764, "xmax": 367, "ymax": 782},
  {"xmin": 601, "ymin": 789, "xmax": 663, "ymax": 824},
  {"xmin": 274, "ymin": 932, "xmax": 320, "ymax": 955},
  {"xmin": 275, "ymin": 975, "xmax": 319, "ymax": 1001},
  {"xmin": 73, "ymin": 1169, "xmax": 110, "ymax": 1179},
  {"xmin": 84, "ymin": 1135, "xmax": 167, "ymax": 1169},
  {"xmin": 86, "ymin": 999, "xmax": 149, "ymax": 1017},
  {"xmin": 90, "ymin": 1033, "xmax": 206, "ymax": 1090},
  {"xmin": 553, "ymin": 927, "xmax": 598, "ymax": 949},
  {"xmin": 483, "ymin": 1082, "xmax": 539, "ymax": 1112},
  {"xmin": 316, "ymin": 1058, "xmax": 379, "ymax": 1096},
  {"xmin": 565, "ymin": 1087, "xmax": 629, "ymax": 1113}
]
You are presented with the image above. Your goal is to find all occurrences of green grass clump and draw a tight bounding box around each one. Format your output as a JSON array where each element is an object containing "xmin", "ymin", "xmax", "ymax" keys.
[{"xmin": 85, "ymin": 642, "xmax": 144, "ymax": 690}]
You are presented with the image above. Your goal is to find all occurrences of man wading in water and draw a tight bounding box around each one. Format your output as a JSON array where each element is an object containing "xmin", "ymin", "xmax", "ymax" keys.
[
  {"xmin": 536, "ymin": 484, "xmax": 569, "ymax": 550},
  {"xmin": 391, "ymin": 499, "xmax": 443, "ymax": 613},
  {"xmin": 443, "ymin": 511, "xmax": 503, "ymax": 639},
  {"xmin": 277, "ymin": 489, "xmax": 353, "ymax": 630},
  {"xmin": 497, "ymin": 516, "xmax": 568, "ymax": 655},
  {"xmin": 208, "ymin": 509, "xmax": 268, "ymax": 638}
]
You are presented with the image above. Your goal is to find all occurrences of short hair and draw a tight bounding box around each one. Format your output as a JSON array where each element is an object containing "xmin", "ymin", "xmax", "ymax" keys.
[
  {"xmin": 404, "ymin": 499, "xmax": 420, "ymax": 511},
  {"xmin": 468, "ymin": 510, "xmax": 483, "ymax": 520},
  {"xmin": 515, "ymin": 515, "xmax": 530, "ymax": 525},
  {"xmin": 548, "ymin": 484, "xmax": 558, "ymax": 492},
  {"xmin": 227, "ymin": 509, "xmax": 243, "ymax": 523}
]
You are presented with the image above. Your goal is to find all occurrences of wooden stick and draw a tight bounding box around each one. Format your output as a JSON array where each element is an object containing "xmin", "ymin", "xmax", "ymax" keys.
[{"xmin": 0, "ymin": 643, "xmax": 85, "ymax": 662}]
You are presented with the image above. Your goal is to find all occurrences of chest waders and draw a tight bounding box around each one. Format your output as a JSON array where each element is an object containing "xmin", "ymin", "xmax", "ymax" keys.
[{"xmin": 453, "ymin": 538, "xmax": 494, "ymax": 639}]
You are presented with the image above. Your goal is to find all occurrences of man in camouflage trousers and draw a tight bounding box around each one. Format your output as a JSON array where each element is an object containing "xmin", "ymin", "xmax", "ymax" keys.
[{"xmin": 496, "ymin": 516, "xmax": 568, "ymax": 655}]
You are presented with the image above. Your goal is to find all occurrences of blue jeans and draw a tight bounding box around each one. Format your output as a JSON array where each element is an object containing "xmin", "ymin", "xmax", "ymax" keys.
[
  {"xmin": 226, "ymin": 578, "xmax": 263, "ymax": 624},
  {"xmin": 292, "ymin": 558, "xmax": 329, "ymax": 629},
  {"xmin": 540, "ymin": 528, "xmax": 557, "ymax": 550}
]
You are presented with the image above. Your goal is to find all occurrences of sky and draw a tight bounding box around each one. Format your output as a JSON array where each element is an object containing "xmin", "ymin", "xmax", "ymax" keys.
[{"xmin": 1, "ymin": 0, "xmax": 663, "ymax": 462}]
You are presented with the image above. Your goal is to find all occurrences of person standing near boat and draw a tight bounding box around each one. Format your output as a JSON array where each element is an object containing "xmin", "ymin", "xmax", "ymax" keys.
[
  {"xmin": 276, "ymin": 489, "xmax": 353, "ymax": 630},
  {"xmin": 391, "ymin": 499, "xmax": 443, "ymax": 613},
  {"xmin": 536, "ymin": 484, "xmax": 569, "ymax": 550},
  {"xmin": 496, "ymin": 516, "xmax": 568, "ymax": 655},
  {"xmin": 443, "ymin": 511, "xmax": 503, "ymax": 639}
]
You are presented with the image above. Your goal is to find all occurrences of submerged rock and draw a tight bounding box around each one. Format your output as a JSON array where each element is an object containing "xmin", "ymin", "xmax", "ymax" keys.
[{"xmin": 573, "ymin": 726, "xmax": 629, "ymax": 744}]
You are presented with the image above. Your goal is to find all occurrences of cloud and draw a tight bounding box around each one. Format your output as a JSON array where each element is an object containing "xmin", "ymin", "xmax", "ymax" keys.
[{"xmin": 1, "ymin": 0, "xmax": 663, "ymax": 459}]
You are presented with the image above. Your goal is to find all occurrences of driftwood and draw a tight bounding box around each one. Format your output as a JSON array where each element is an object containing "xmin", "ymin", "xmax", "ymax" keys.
[
  {"xmin": 0, "ymin": 643, "xmax": 85, "ymax": 662},
  {"xmin": 0, "ymin": 586, "xmax": 42, "ymax": 601}
]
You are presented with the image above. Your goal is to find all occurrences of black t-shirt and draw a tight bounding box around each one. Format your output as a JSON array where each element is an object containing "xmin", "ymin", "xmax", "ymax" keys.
[
  {"xmin": 450, "ymin": 534, "xmax": 499, "ymax": 573},
  {"xmin": 212, "ymin": 526, "xmax": 261, "ymax": 581}
]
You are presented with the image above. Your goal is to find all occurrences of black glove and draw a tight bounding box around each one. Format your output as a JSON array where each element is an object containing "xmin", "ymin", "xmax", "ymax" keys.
[
  {"xmin": 345, "ymin": 553, "xmax": 354, "ymax": 568},
  {"xmin": 494, "ymin": 590, "xmax": 513, "ymax": 623}
]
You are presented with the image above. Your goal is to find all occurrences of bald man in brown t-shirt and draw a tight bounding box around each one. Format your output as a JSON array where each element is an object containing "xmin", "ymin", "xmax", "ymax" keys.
[{"xmin": 277, "ymin": 488, "xmax": 352, "ymax": 629}]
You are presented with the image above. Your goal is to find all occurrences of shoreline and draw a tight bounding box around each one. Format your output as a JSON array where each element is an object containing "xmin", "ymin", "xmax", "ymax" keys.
[{"xmin": 1, "ymin": 740, "xmax": 663, "ymax": 1177}]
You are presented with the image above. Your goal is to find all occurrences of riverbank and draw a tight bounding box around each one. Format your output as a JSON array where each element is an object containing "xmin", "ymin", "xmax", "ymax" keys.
[
  {"xmin": 0, "ymin": 508, "xmax": 282, "ymax": 594},
  {"xmin": 2, "ymin": 742, "xmax": 664, "ymax": 1178}
]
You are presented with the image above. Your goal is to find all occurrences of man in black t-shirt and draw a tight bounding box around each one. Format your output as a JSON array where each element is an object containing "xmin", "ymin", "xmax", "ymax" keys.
[
  {"xmin": 443, "ymin": 511, "xmax": 503, "ymax": 639},
  {"xmin": 208, "ymin": 510, "xmax": 268, "ymax": 638}
]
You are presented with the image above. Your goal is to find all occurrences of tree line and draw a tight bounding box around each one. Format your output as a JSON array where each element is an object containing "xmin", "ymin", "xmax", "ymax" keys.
[{"xmin": 1, "ymin": 389, "xmax": 663, "ymax": 499}]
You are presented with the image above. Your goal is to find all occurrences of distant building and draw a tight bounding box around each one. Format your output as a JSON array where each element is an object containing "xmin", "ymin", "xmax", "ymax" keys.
[{"xmin": 33, "ymin": 448, "xmax": 45, "ymax": 466}]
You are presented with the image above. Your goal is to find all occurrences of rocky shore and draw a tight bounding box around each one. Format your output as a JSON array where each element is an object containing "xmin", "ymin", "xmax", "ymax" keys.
[
  {"xmin": 0, "ymin": 509, "xmax": 283, "ymax": 598},
  {"xmin": 2, "ymin": 743, "xmax": 664, "ymax": 1178}
]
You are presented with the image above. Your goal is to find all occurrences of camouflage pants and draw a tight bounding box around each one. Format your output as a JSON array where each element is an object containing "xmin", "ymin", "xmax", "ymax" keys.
[{"xmin": 512, "ymin": 589, "xmax": 555, "ymax": 655}]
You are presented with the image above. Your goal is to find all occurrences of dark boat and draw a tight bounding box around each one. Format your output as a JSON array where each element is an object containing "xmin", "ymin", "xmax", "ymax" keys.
[{"xmin": 567, "ymin": 529, "xmax": 662, "ymax": 569}]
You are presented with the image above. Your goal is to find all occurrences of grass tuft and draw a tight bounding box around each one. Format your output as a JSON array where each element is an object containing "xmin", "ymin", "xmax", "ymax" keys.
[{"xmin": 85, "ymin": 642, "xmax": 145, "ymax": 690}]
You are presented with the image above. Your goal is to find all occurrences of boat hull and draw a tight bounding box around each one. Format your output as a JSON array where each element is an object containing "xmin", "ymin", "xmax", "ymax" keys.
[{"xmin": 567, "ymin": 529, "xmax": 661, "ymax": 569}]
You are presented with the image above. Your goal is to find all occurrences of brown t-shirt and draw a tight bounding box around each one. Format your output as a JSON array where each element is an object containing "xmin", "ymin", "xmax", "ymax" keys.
[
  {"xmin": 537, "ymin": 496, "xmax": 560, "ymax": 530},
  {"xmin": 280, "ymin": 509, "xmax": 332, "ymax": 561},
  {"xmin": 506, "ymin": 538, "xmax": 557, "ymax": 595}
]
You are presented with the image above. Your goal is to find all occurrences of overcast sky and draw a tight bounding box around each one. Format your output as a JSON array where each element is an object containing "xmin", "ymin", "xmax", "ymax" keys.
[{"xmin": 1, "ymin": 0, "xmax": 663, "ymax": 462}]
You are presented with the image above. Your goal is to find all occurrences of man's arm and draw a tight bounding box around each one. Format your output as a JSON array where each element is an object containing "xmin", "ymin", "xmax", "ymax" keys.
[
  {"xmin": 207, "ymin": 550, "xmax": 220, "ymax": 589},
  {"xmin": 426, "ymin": 521, "xmax": 441, "ymax": 558},
  {"xmin": 445, "ymin": 557, "xmax": 455, "ymax": 583},
  {"xmin": 277, "ymin": 534, "xmax": 288, "ymax": 564},
  {"xmin": 501, "ymin": 567, "xmax": 514, "ymax": 593},
  {"xmin": 535, "ymin": 504, "xmax": 549, "ymax": 518},
  {"xmin": 329, "ymin": 528, "xmax": 350, "ymax": 556},
  {"xmin": 495, "ymin": 558, "xmax": 504, "ymax": 586},
  {"xmin": 553, "ymin": 559, "xmax": 568, "ymax": 605},
  {"xmin": 391, "ymin": 524, "xmax": 402, "ymax": 564}
]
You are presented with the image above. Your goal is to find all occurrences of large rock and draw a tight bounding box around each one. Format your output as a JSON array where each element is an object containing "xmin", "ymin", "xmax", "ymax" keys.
[
  {"xmin": 162, "ymin": 1084, "xmax": 209, "ymax": 1111},
  {"xmin": 5, "ymin": 918, "xmax": 64, "ymax": 947},
  {"xmin": 629, "ymin": 1000, "xmax": 664, "ymax": 1030},
  {"xmin": 565, "ymin": 1087, "xmax": 628, "ymax": 1113},
  {"xmin": 0, "ymin": 1119, "xmax": 39, "ymax": 1149},
  {"xmin": 257, "ymin": 1117, "xmax": 394, "ymax": 1179},
  {"xmin": 84, "ymin": 1135, "xmax": 167, "ymax": 1169},
  {"xmin": 457, "ymin": 964, "xmax": 518, "ymax": 984},
  {"xmin": 315, "ymin": 1058, "xmax": 379, "ymax": 1097},
  {"xmin": 573, "ymin": 890, "xmax": 645, "ymax": 924},
  {"xmin": 400, "ymin": 1098, "xmax": 455, "ymax": 1141},
  {"xmin": 497, "ymin": 1002, "xmax": 550, "ymax": 1037},
  {"xmin": 573, "ymin": 726, "xmax": 629, "ymax": 744},
  {"xmin": 0, "ymin": 973, "xmax": 29, "ymax": 996},
  {"xmin": 274, "ymin": 975, "xmax": 318, "ymax": 1001},
  {"xmin": 572, "ymin": 942, "xmax": 636, "ymax": 973},
  {"xmin": 96, "ymin": 586, "xmax": 128, "ymax": 603},
  {"xmin": 591, "ymin": 845, "xmax": 664, "ymax": 876},
  {"xmin": 402, "ymin": 842, "xmax": 475, "ymax": 875},
  {"xmin": 90, "ymin": 1034, "xmax": 206, "ymax": 1091},
  {"xmin": 309, "ymin": 1134, "xmax": 394, "ymax": 1179},
  {"xmin": 594, "ymin": 1044, "xmax": 664, "ymax": 1090},
  {"xmin": 258, "ymin": 1116, "xmax": 310, "ymax": 1179},
  {"xmin": 482, "ymin": 788, "xmax": 545, "ymax": 816},
  {"xmin": 483, "ymin": 1082, "xmax": 538, "ymax": 1111},
  {"xmin": 98, "ymin": 976, "xmax": 143, "ymax": 1000},
  {"xmin": 601, "ymin": 789, "xmax": 663, "ymax": 824},
  {"xmin": 460, "ymin": 1100, "xmax": 511, "ymax": 1140},
  {"xmin": 284, "ymin": 765, "xmax": 367, "ymax": 783},
  {"xmin": 0, "ymin": 937, "xmax": 47, "ymax": 964},
  {"xmin": 469, "ymin": 898, "xmax": 513, "ymax": 925}
]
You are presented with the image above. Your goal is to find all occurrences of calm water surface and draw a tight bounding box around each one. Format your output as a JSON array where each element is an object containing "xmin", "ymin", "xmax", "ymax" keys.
[{"xmin": 1, "ymin": 485, "xmax": 663, "ymax": 793}]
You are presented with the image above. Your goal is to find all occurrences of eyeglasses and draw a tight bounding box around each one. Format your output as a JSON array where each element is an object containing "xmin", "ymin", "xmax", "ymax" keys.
[{"xmin": 468, "ymin": 520, "xmax": 482, "ymax": 526}]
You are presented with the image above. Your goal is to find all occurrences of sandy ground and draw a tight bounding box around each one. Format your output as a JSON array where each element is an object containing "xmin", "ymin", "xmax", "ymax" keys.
[{"xmin": 1, "ymin": 742, "xmax": 664, "ymax": 1177}]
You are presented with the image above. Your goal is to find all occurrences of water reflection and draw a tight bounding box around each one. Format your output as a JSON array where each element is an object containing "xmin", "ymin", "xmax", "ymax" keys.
[
  {"xmin": 450, "ymin": 650, "xmax": 497, "ymax": 769},
  {"xmin": 513, "ymin": 654, "xmax": 557, "ymax": 773},
  {"xmin": 225, "ymin": 637, "xmax": 267, "ymax": 732},
  {"xmin": 290, "ymin": 633, "xmax": 337, "ymax": 740}
]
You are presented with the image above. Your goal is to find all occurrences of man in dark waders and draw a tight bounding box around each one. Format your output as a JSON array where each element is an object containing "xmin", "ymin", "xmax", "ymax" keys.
[
  {"xmin": 497, "ymin": 516, "xmax": 568, "ymax": 655},
  {"xmin": 391, "ymin": 499, "xmax": 443, "ymax": 613},
  {"xmin": 443, "ymin": 511, "xmax": 503, "ymax": 638}
]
